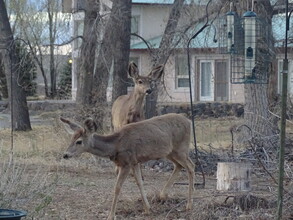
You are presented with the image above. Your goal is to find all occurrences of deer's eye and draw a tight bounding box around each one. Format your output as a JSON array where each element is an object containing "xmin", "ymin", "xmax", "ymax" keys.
[
  {"xmin": 76, "ymin": 140, "xmax": 82, "ymax": 145},
  {"xmin": 138, "ymin": 80, "xmax": 143, "ymax": 84}
]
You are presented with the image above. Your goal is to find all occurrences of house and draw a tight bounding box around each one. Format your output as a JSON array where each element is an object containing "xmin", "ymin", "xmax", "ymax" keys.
[{"xmin": 62, "ymin": 0, "xmax": 293, "ymax": 104}]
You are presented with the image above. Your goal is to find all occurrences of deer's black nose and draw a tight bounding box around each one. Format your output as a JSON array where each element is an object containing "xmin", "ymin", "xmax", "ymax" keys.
[
  {"xmin": 146, "ymin": 89, "xmax": 152, "ymax": 94},
  {"xmin": 63, "ymin": 154, "xmax": 69, "ymax": 159}
]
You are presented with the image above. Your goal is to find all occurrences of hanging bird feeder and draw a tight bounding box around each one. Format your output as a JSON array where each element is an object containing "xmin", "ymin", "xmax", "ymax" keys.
[
  {"xmin": 226, "ymin": 11, "xmax": 235, "ymax": 53},
  {"xmin": 230, "ymin": 10, "xmax": 273, "ymax": 84},
  {"xmin": 243, "ymin": 11, "xmax": 257, "ymax": 81},
  {"xmin": 217, "ymin": 8, "xmax": 273, "ymax": 84}
]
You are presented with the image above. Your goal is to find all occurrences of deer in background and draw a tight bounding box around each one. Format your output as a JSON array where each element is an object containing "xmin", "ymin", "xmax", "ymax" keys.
[
  {"xmin": 111, "ymin": 62, "xmax": 164, "ymax": 131},
  {"xmin": 61, "ymin": 113, "xmax": 195, "ymax": 220}
]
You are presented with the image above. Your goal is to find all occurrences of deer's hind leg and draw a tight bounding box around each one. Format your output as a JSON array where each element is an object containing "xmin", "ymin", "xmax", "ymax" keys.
[
  {"xmin": 132, "ymin": 164, "xmax": 151, "ymax": 214},
  {"xmin": 171, "ymin": 153, "xmax": 195, "ymax": 210},
  {"xmin": 159, "ymin": 158, "xmax": 182, "ymax": 200}
]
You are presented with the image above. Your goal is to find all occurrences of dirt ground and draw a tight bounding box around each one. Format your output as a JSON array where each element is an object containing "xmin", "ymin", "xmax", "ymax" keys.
[
  {"xmin": 0, "ymin": 116, "xmax": 292, "ymax": 220},
  {"xmin": 21, "ymin": 159, "xmax": 281, "ymax": 220}
]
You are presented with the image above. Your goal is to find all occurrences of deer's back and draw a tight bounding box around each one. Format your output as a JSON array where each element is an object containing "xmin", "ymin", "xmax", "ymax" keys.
[{"xmin": 116, "ymin": 113, "xmax": 191, "ymax": 163}]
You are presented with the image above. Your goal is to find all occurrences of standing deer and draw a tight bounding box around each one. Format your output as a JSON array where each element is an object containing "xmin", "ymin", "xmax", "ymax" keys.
[
  {"xmin": 61, "ymin": 113, "xmax": 195, "ymax": 220},
  {"xmin": 111, "ymin": 62, "xmax": 164, "ymax": 131}
]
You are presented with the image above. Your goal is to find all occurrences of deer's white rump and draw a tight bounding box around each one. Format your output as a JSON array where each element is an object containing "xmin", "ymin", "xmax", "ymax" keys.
[{"xmin": 61, "ymin": 113, "xmax": 195, "ymax": 220}]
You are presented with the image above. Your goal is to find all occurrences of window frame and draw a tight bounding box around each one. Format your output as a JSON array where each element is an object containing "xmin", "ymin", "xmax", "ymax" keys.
[
  {"xmin": 199, "ymin": 60, "xmax": 214, "ymax": 101},
  {"xmin": 175, "ymin": 55, "xmax": 189, "ymax": 89}
]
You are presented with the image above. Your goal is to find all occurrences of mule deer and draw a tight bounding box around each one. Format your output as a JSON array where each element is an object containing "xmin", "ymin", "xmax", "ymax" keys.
[
  {"xmin": 111, "ymin": 62, "xmax": 164, "ymax": 131},
  {"xmin": 61, "ymin": 113, "xmax": 195, "ymax": 220}
]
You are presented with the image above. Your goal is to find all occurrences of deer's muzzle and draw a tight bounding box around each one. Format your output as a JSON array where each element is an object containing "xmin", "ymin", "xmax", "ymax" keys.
[{"xmin": 146, "ymin": 89, "xmax": 152, "ymax": 94}]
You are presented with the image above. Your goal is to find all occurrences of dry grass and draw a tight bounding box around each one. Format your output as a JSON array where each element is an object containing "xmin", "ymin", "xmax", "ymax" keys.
[
  {"xmin": 0, "ymin": 116, "xmax": 292, "ymax": 219},
  {"xmin": 195, "ymin": 116, "xmax": 243, "ymax": 149}
]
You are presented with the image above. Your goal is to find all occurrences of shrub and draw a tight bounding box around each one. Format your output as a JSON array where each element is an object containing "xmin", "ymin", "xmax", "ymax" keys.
[
  {"xmin": 0, "ymin": 41, "xmax": 37, "ymax": 98},
  {"xmin": 57, "ymin": 60, "xmax": 72, "ymax": 99}
]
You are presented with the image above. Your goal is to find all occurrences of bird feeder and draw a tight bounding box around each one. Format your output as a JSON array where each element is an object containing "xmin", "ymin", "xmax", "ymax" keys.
[
  {"xmin": 217, "ymin": 6, "xmax": 273, "ymax": 84},
  {"xmin": 226, "ymin": 11, "xmax": 235, "ymax": 53},
  {"xmin": 243, "ymin": 11, "xmax": 257, "ymax": 80}
]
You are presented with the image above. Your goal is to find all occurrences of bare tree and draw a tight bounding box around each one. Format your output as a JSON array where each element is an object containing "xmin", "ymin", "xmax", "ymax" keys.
[
  {"xmin": 76, "ymin": 0, "xmax": 99, "ymax": 105},
  {"xmin": 47, "ymin": 0, "xmax": 58, "ymax": 97},
  {"xmin": 109, "ymin": 0, "xmax": 132, "ymax": 102},
  {"xmin": 9, "ymin": 0, "xmax": 71, "ymax": 98},
  {"xmin": 76, "ymin": 0, "xmax": 131, "ymax": 130},
  {"xmin": 0, "ymin": 0, "xmax": 31, "ymax": 131},
  {"xmin": 92, "ymin": 0, "xmax": 131, "ymax": 130},
  {"xmin": 146, "ymin": 0, "xmax": 185, "ymax": 119},
  {"xmin": 234, "ymin": 0, "xmax": 279, "ymax": 149}
]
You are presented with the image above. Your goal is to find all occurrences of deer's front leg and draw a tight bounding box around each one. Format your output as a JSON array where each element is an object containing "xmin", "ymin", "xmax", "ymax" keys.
[
  {"xmin": 132, "ymin": 164, "xmax": 151, "ymax": 214},
  {"xmin": 108, "ymin": 166, "xmax": 130, "ymax": 220}
]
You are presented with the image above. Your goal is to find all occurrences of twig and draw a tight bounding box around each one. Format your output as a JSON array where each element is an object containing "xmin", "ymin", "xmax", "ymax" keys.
[
  {"xmin": 164, "ymin": 199, "xmax": 186, "ymax": 220},
  {"xmin": 268, "ymin": 109, "xmax": 293, "ymax": 126}
]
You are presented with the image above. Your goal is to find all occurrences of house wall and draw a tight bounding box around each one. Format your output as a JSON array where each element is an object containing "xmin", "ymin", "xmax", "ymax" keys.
[
  {"xmin": 132, "ymin": 4, "xmax": 170, "ymax": 40},
  {"xmin": 68, "ymin": 1, "xmax": 276, "ymax": 105},
  {"xmin": 131, "ymin": 50, "xmax": 245, "ymax": 104}
]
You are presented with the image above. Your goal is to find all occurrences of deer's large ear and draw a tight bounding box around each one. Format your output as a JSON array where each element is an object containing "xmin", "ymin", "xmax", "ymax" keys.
[
  {"xmin": 84, "ymin": 118, "xmax": 97, "ymax": 133},
  {"xmin": 60, "ymin": 117, "xmax": 82, "ymax": 133},
  {"xmin": 128, "ymin": 62, "xmax": 139, "ymax": 79},
  {"xmin": 148, "ymin": 64, "xmax": 164, "ymax": 80}
]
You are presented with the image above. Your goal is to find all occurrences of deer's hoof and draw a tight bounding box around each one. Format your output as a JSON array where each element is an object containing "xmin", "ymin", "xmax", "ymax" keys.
[
  {"xmin": 186, "ymin": 202, "xmax": 193, "ymax": 211},
  {"xmin": 159, "ymin": 193, "xmax": 168, "ymax": 201}
]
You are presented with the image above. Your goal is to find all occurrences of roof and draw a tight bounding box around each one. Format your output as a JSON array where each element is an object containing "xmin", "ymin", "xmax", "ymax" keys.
[
  {"xmin": 131, "ymin": 14, "xmax": 292, "ymax": 50},
  {"xmin": 132, "ymin": 0, "xmax": 174, "ymax": 4},
  {"xmin": 132, "ymin": 0, "xmax": 209, "ymax": 5},
  {"xmin": 131, "ymin": 23, "xmax": 218, "ymax": 49},
  {"xmin": 272, "ymin": 15, "xmax": 293, "ymax": 47}
]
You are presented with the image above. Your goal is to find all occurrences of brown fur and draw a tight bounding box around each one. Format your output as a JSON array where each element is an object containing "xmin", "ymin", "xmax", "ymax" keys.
[
  {"xmin": 61, "ymin": 113, "xmax": 195, "ymax": 220},
  {"xmin": 111, "ymin": 62, "xmax": 164, "ymax": 131}
]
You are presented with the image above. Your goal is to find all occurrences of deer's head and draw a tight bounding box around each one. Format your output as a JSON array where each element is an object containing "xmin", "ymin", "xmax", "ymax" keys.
[
  {"xmin": 128, "ymin": 62, "xmax": 164, "ymax": 95},
  {"xmin": 60, "ymin": 117, "xmax": 97, "ymax": 159}
]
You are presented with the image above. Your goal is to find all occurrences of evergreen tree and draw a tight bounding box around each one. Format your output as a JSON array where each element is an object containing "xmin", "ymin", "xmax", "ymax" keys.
[
  {"xmin": 16, "ymin": 41, "xmax": 37, "ymax": 97},
  {"xmin": 57, "ymin": 60, "xmax": 72, "ymax": 99},
  {"xmin": 0, "ymin": 42, "xmax": 37, "ymax": 98}
]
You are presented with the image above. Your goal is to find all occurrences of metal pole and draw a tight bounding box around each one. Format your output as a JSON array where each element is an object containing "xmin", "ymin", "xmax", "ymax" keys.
[{"xmin": 277, "ymin": 0, "xmax": 289, "ymax": 219}]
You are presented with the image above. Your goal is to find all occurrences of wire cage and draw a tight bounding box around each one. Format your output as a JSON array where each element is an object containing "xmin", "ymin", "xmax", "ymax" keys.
[{"xmin": 217, "ymin": 11, "xmax": 274, "ymax": 84}]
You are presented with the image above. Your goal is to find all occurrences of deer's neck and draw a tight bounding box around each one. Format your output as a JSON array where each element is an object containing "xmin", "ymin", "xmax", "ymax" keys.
[
  {"xmin": 129, "ymin": 90, "xmax": 145, "ymax": 110},
  {"xmin": 87, "ymin": 134, "xmax": 117, "ymax": 158}
]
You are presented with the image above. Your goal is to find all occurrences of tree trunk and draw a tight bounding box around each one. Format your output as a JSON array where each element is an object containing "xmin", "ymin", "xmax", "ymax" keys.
[
  {"xmin": 146, "ymin": 0, "xmax": 185, "ymax": 119},
  {"xmin": 244, "ymin": 83, "xmax": 279, "ymax": 149},
  {"xmin": 240, "ymin": 0, "xmax": 279, "ymax": 149},
  {"xmin": 0, "ymin": 0, "xmax": 31, "ymax": 131},
  {"xmin": 47, "ymin": 1, "xmax": 57, "ymax": 98},
  {"xmin": 76, "ymin": 0, "xmax": 99, "ymax": 105},
  {"xmin": 92, "ymin": 0, "xmax": 131, "ymax": 130},
  {"xmin": 217, "ymin": 162, "xmax": 252, "ymax": 191},
  {"xmin": 111, "ymin": 0, "xmax": 131, "ymax": 102}
]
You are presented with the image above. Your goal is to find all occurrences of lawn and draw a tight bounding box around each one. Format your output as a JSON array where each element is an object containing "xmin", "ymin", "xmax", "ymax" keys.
[{"xmin": 0, "ymin": 114, "xmax": 292, "ymax": 219}]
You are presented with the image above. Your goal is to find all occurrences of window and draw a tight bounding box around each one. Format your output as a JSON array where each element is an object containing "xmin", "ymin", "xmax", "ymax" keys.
[
  {"xmin": 73, "ymin": 0, "xmax": 85, "ymax": 12},
  {"xmin": 200, "ymin": 61, "xmax": 214, "ymax": 101},
  {"xmin": 175, "ymin": 56, "xmax": 189, "ymax": 88},
  {"xmin": 131, "ymin": 16, "xmax": 140, "ymax": 41},
  {"xmin": 215, "ymin": 61, "xmax": 228, "ymax": 101}
]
